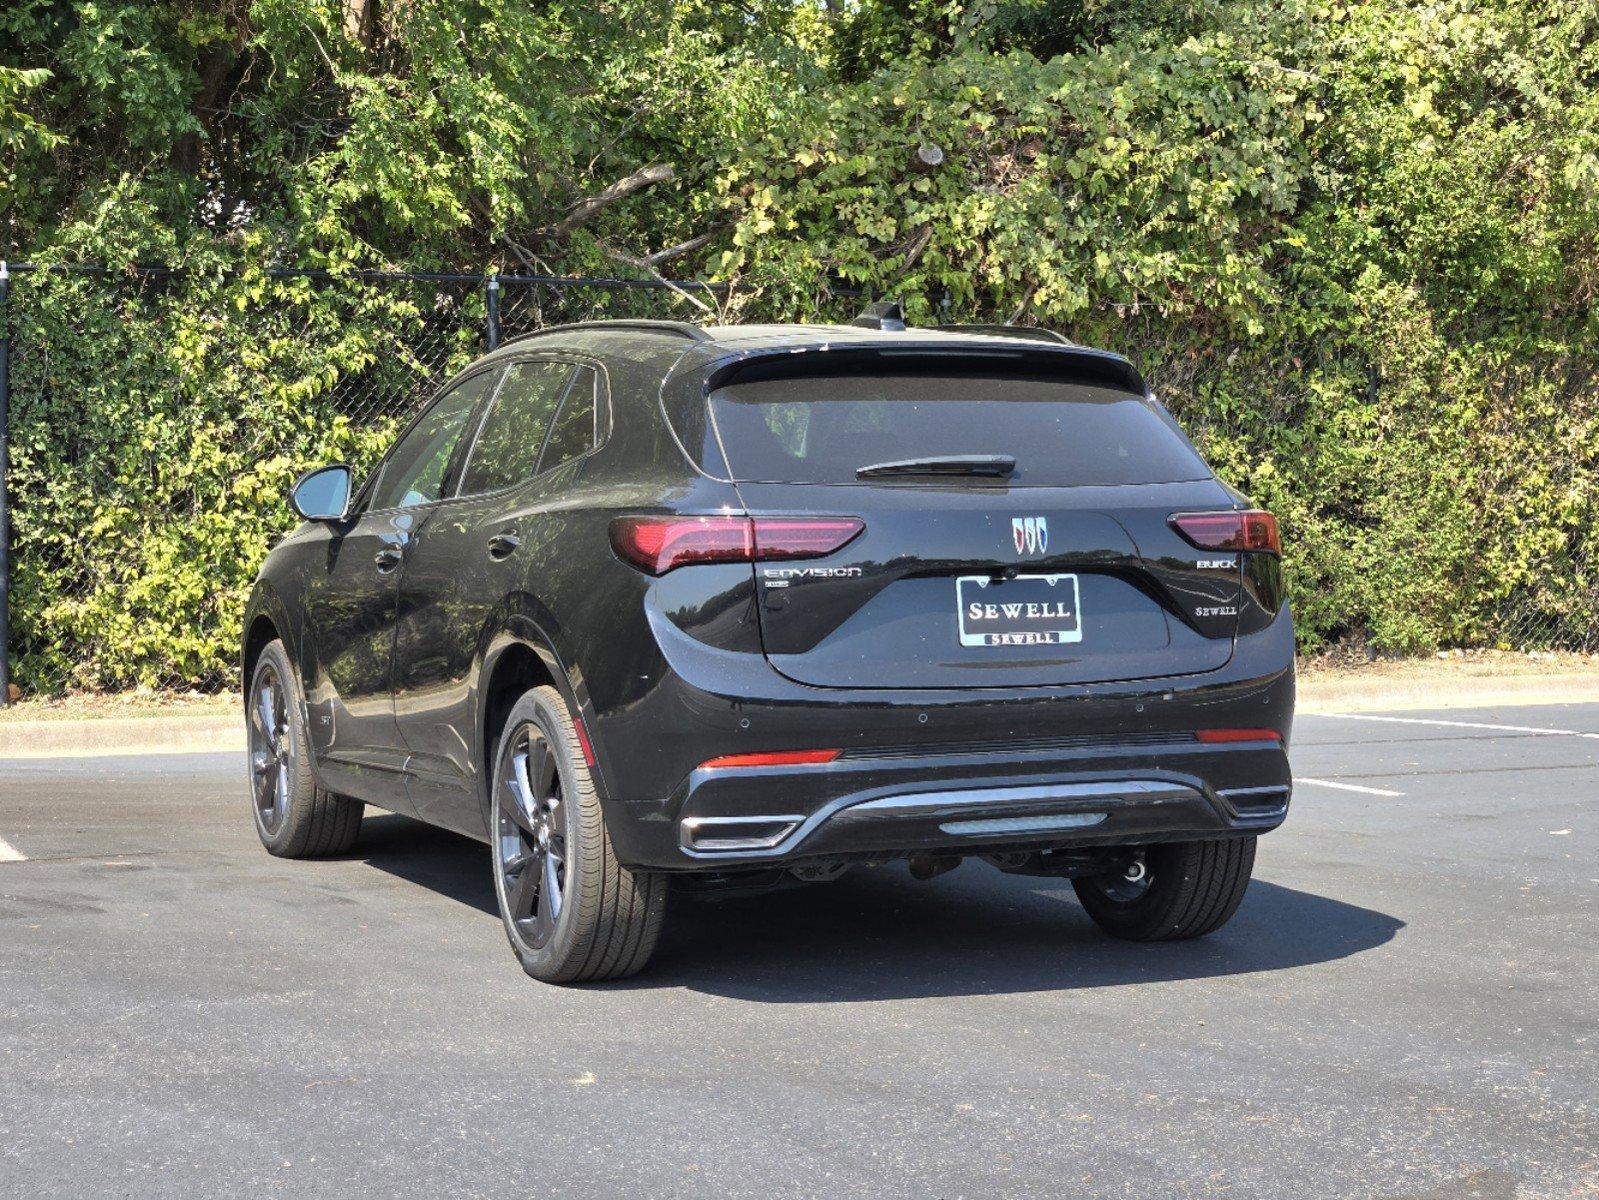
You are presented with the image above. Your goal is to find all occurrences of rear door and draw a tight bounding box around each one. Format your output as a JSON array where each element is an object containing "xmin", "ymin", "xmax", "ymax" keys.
[
  {"xmin": 709, "ymin": 365, "xmax": 1243, "ymax": 690},
  {"xmin": 393, "ymin": 360, "xmax": 596, "ymax": 835}
]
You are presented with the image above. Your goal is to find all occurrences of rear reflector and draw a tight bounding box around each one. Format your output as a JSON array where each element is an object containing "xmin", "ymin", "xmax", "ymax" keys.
[
  {"xmin": 698, "ymin": 748, "xmax": 842, "ymax": 770},
  {"xmin": 610, "ymin": 515, "xmax": 864, "ymax": 575},
  {"xmin": 572, "ymin": 717, "xmax": 596, "ymax": 767},
  {"xmin": 1196, "ymin": 728, "xmax": 1282, "ymax": 744},
  {"xmin": 1170, "ymin": 510, "xmax": 1280, "ymax": 555}
]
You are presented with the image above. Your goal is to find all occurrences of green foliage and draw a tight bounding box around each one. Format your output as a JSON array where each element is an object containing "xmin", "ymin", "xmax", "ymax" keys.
[
  {"xmin": 0, "ymin": 0, "xmax": 1595, "ymax": 691},
  {"xmin": 6, "ymin": 261, "xmax": 469, "ymax": 689},
  {"xmin": 717, "ymin": 0, "xmax": 1599, "ymax": 654}
]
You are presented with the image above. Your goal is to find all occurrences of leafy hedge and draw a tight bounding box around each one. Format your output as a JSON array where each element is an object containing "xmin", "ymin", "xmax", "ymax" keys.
[
  {"xmin": 2, "ymin": 1, "xmax": 1596, "ymax": 693},
  {"xmin": 7, "ymin": 262, "xmax": 463, "ymax": 690}
]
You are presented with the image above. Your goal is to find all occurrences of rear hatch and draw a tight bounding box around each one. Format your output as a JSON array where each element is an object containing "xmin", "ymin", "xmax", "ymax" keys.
[{"xmin": 705, "ymin": 354, "xmax": 1243, "ymax": 690}]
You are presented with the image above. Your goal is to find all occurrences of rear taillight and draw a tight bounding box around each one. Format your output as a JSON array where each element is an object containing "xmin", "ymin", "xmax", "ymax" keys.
[
  {"xmin": 1170, "ymin": 509, "xmax": 1280, "ymax": 555},
  {"xmin": 609, "ymin": 515, "xmax": 863, "ymax": 575},
  {"xmin": 1196, "ymin": 728, "xmax": 1282, "ymax": 744}
]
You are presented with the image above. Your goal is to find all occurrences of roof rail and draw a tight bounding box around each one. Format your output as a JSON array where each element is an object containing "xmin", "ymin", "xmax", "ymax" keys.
[
  {"xmin": 499, "ymin": 318, "xmax": 711, "ymax": 347},
  {"xmin": 936, "ymin": 323, "xmax": 1075, "ymax": 346}
]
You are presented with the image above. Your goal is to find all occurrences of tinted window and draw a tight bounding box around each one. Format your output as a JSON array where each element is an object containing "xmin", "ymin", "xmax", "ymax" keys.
[
  {"xmin": 707, "ymin": 373, "xmax": 1208, "ymax": 487},
  {"xmin": 538, "ymin": 367, "xmax": 599, "ymax": 474},
  {"xmin": 372, "ymin": 371, "xmax": 496, "ymax": 510},
  {"xmin": 459, "ymin": 362, "xmax": 573, "ymax": 496}
]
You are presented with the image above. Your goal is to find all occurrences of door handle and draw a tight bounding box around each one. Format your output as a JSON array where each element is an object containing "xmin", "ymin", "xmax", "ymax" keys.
[
  {"xmin": 487, "ymin": 531, "xmax": 521, "ymax": 560},
  {"xmin": 373, "ymin": 547, "xmax": 403, "ymax": 573}
]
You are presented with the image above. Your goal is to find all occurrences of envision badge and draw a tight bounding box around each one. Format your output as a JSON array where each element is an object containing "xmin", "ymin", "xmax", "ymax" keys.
[{"xmin": 1012, "ymin": 516, "xmax": 1048, "ymax": 556}]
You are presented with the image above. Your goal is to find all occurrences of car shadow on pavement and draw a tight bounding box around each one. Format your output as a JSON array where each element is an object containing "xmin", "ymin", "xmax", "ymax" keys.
[
  {"xmin": 648, "ymin": 868, "xmax": 1404, "ymax": 1002},
  {"xmin": 350, "ymin": 814, "xmax": 499, "ymax": 914},
  {"xmin": 353, "ymin": 814, "xmax": 1404, "ymax": 1002}
]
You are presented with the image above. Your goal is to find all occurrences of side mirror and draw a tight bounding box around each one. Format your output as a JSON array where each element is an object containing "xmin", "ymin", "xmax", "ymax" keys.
[{"xmin": 290, "ymin": 464, "xmax": 352, "ymax": 522}]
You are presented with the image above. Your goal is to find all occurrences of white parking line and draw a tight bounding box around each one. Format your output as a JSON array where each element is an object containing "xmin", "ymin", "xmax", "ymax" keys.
[
  {"xmin": 1317, "ymin": 713, "xmax": 1599, "ymax": 740},
  {"xmin": 0, "ymin": 836, "xmax": 26, "ymax": 863},
  {"xmin": 1294, "ymin": 777, "xmax": 1406, "ymax": 797}
]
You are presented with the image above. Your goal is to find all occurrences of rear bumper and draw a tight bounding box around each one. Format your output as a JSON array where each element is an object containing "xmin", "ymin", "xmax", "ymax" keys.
[
  {"xmin": 589, "ymin": 595, "xmax": 1296, "ymax": 871},
  {"xmin": 606, "ymin": 735, "xmax": 1290, "ymax": 870}
]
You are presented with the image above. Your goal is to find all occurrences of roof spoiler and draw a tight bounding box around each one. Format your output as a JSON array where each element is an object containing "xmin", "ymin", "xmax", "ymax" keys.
[
  {"xmin": 935, "ymin": 323, "xmax": 1074, "ymax": 346},
  {"xmin": 706, "ymin": 342, "xmax": 1147, "ymax": 396}
]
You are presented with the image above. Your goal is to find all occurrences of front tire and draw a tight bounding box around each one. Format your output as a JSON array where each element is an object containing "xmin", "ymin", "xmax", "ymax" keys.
[
  {"xmin": 490, "ymin": 686, "xmax": 667, "ymax": 983},
  {"xmin": 246, "ymin": 640, "xmax": 363, "ymax": 858},
  {"xmin": 1073, "ymin": 838, "xmax": 1255, "ymax": 941}
]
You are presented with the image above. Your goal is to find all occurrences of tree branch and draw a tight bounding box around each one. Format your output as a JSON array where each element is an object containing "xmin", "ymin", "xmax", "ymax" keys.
[
  {"xmin": 548, "ymin": 163, "xmax": 676, "ymax": 239},
  {"xmin": 644, "ymin": 226, "xmax": 725, "ymax": 267},
  {"xmin": 895, "ymin": 224, "xmax": 934, "ymax": 276},
  {"xmin": 592, "ymin": 239, "xmax": 713, "ymax": 315}
]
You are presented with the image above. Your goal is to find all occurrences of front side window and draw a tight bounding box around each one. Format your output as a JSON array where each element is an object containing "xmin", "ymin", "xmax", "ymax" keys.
[
  {"xmin": 458, "ymin": 362, "xmax": 574, "ymax": 496},
  {"xmin": 371, "ymin": 371, "xmax": 497, "ymax": 510}
]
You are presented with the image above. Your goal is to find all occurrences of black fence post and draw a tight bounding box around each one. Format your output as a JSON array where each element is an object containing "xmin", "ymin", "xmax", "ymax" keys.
[
  {"xmin": 486, "ymin": 273, "xmax": 501, "ymax": 351},
  {"xmin": 0, "ymin": 261, "xmax": 10, "ymax": 705}
]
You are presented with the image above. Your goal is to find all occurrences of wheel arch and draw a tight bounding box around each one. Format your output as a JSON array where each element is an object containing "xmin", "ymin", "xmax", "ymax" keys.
[
  {"xmin": 476, "ymin": 615, "xmax": 602, "ymax": 819},
  {"xmin": 241, "ymin": 583, "xmax": 295, "ymax": 692}
]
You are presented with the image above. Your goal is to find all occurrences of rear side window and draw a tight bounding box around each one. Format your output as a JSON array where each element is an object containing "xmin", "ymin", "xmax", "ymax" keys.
[
  {"xmin": 538, "ymin": 367, "xmax": 599, "ymax": 474},
  {"xmin": 458, "ymin": 362, "xmax": 573, "ymax": 496},
  {"xmin": 706, "ymin": 372, "xmax": 1208, "ymax": 487}
]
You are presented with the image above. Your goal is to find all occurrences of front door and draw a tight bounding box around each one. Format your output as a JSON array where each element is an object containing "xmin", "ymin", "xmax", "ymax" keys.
[
  {"xmin": 303, "ymin": 368, "xmax": 499, "ymax": 808},
  {"xmin": 301, "ymin": 508, "xmax": 417, "ymax": 805}
]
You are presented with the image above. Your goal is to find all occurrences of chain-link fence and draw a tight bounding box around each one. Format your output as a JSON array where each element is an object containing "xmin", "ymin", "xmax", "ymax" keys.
[{"xmin": 0, "ymin": 264, "xmax": 1592, "ymax": 703}]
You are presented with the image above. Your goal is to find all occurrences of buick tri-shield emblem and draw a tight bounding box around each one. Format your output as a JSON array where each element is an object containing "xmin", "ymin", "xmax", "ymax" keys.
[{"xmin": 1012, "ymin": 516, "xmax": 1048, "ymax": 556}]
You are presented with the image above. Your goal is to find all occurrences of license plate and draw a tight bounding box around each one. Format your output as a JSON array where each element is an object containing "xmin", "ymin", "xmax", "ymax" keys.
[{"xmin": 957, "ymin": 574, "xmax": 1083, "ymax": 647}]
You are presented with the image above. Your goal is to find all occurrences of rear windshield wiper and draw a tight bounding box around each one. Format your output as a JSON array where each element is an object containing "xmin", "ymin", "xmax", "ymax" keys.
[{"xmin": 855, "ymin": 454, "xmax": 1017, "ymax": 480}]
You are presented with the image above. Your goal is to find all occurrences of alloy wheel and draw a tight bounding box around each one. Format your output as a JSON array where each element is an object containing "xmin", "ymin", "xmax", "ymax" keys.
[
  {"xmin": 248, "ymin": 664, "xmax": 292, "ymax": 834},
  {"xmin": 496, "ymin": 724, "xmax": 566, "ymax": 949}
]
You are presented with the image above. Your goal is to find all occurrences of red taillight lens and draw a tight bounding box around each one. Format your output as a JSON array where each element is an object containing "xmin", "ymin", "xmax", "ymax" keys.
[
  {"xmin": 1195, "ymin": 728, "xmax": 1282, "ymax": 743},
  {"xmin": 609, "ymin": 515, "xmax": 752, "ymax": 574},
  {"xmin": 698, "ymin": 749, "xmax": 842, "ymax": 770},
  {"xmin": 609, "ymin": 516, "xmax": 863, "ymax": 575},
  {"xmin": 751, "ymin": 518, "xmax": 865, "ymax": 559},
  {"xmin": 1170, "ymin": 510, "xmax": 1280, "ymax": 555}
]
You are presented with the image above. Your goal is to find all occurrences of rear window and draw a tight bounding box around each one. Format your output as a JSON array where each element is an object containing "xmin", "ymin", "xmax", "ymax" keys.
[{"xmin": 706, "ymin": 372, "xmax": 1209, "ymax": 486}]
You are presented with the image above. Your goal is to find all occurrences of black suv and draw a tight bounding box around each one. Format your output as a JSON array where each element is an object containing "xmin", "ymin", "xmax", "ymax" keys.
[{"xmin": 242, "ymin": 312, "xmax": 1294, "ymax": 983}]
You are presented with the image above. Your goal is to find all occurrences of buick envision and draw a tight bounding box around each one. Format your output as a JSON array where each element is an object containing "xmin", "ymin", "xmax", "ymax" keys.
[{"xmin": 242, "ymin": 310, "xmax": 1293, "ymax": 982}]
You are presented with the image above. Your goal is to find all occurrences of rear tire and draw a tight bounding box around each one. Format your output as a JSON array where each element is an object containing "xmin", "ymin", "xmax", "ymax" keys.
[
  {"xmin": 490, "ymin": 686, "xmax": 667, "ymax": 983},
  {"xmin": 1073, "ymin": 837, "xmax": 1255, "ymax": 941},
  {"xmin": 246, "ymin": 640, "xmax": 364, "ymax": 858}
]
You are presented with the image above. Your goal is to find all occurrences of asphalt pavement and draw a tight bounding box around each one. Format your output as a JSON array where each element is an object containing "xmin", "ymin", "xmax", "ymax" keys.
[{"xmin": 0, "ymin": 702, "xmax": 1594, "ymax": 1198}]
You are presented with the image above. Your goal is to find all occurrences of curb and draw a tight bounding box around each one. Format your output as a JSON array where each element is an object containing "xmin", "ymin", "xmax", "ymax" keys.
[
  {"xmin": 0, "ymin": 714, "xmax": 243, "ymax": 760},
  {"xmin": 1295, "ymin": 671, "xmax": 1599, "ymax": 715}
]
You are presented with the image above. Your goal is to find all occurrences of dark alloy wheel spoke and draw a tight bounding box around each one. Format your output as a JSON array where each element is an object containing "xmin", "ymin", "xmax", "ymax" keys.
[
  {"xmin": 507, "ymin": 855, "xmax": 540, "ymax": 920},
  {"xmin": 502, "ymin": 849, "xmax": 539, "ymax": 877},
  {"xmin": 508, "ymin": 751, "xmax": 540, "ymax": 834},
  {"xmin": 528, "ymin": 738, "xmax": 557, "ymax": 802}
]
